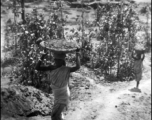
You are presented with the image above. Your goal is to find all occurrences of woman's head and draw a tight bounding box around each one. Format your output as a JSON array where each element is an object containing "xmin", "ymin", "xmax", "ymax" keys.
[
  {"xmin": 54, "ymin": 58, "xmax": 66, "ymax": 67},
  {"xmin": 133, "ymin": 49, "xmax": 145, "ymax": 60},
  {"xmin": 53, "ymin": 53, "xmax": 66, "ymax": 67}
]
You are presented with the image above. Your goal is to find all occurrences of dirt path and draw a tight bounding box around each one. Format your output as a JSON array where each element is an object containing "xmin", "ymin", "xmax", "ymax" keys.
[
  {"xmin": 134, "ymin": 0, "xmax": 151, "ymax": 2},
  {"xmin": 65, "ymin": 53, "xmax": 151, "ymax": 120},
  {"xmin": 1, "ymin": 53, "xmax": 151, "ymax": 120}
]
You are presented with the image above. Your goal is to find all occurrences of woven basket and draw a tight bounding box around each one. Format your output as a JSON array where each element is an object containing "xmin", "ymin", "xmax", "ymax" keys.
[
  {"xmin": 40, "ymin": 39, "xmax": 80, "ymax": 53},
  {"xmin": 134, "ymin": 44, "xmax": 145, "ymax": 54}
]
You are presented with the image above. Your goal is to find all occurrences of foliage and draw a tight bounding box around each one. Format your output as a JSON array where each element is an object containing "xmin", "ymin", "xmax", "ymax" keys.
[
  {"xmin": 90, "ymin": 2, "xmax": 141, "ymax": 81},
  {"xmin": 1, "ymin": 57, "xmax": 19, "ymax": 68},
  {"xmin": 3, "ymin": 8, "xmax": 64, "ymax": 88},
  {"xmin": 140, "ymin": 5, "xmax": 150, "ymax": 14},
  {"xmin": 3, "ymin": 4, "xmax": 90, "ymax": 88},
  {"xmin": 3, "ymin": 1, "xmax": 151, "ymax": 87}
]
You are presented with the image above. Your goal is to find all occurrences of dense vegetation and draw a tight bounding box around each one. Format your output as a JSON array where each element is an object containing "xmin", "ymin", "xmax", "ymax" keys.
[{"xmin": 1, "ymin": 1, "xmax": 151, "ymax": 90}]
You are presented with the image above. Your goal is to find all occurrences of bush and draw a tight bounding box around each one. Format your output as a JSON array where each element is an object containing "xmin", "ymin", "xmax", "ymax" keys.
[
  {"xmin": 90, "ymin": 2, "xmax": 141, "ymax": 81},
  {"xmin": 4, "ymin": 2, "xmax": 151, "ymax": 85},
  {"xmin": 4, "ymin": 6, "xmax": 92, "ymax": 87}
]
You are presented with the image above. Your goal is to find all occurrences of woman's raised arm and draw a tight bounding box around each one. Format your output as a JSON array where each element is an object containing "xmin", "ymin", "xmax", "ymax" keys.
[{"xmin": 69, "ymin": 49, "xmax": 81, "ymax": 72}]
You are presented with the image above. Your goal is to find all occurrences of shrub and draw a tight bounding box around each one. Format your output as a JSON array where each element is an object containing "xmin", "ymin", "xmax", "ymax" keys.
[
  {"xmin": 4, "ymin": 2, "xmax": 151, "ymax": 85},
  {"xmin": 91, "ymin": 2, "xmax": 141, "ymax": 81}
]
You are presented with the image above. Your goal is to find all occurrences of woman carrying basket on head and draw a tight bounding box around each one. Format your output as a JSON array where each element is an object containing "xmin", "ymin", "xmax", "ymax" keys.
[
  {"xmin": 35, "ymin": 42, "xmax": 81, "ymax": 120},
  {"xmin": 130, "ymin": 44, "xmax": 145, "ymax": 92}
]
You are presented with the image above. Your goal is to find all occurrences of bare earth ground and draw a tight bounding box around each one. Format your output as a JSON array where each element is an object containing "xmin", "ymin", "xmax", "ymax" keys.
[
  {"xmin": 1, "ymin": 1, "xmax": 151, "ymax": 120},
  {"xmin": 65, "ymin": 53, "xmax": 151, "ymax": 120},
  {"xmin": 1, "ymin": 53, "xmax": 151, "ymax": 120}
]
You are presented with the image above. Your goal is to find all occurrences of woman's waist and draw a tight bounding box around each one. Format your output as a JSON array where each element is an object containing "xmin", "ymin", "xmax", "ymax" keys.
[{"xmin": 51, "ymin": 85, "xmax": 70, "ymax": 98}]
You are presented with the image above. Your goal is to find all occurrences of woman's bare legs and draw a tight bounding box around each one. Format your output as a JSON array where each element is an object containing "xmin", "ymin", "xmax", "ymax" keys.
[{"xmin": 51, "ymin": 103, "xmax": 66, "ymax": 120}]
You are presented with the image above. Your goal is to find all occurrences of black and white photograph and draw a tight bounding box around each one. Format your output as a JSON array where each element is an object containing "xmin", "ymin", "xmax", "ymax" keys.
[{"xmin": 1, "ymin": 0, "xmax": 151, "ymax": 120}]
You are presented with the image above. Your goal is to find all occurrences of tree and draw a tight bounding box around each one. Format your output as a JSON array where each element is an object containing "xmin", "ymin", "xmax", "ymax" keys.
[
  {"xmin": 21, "ymin": 0, "xmax": 25, "ymax": 23},
  {"xmin": 140, "ymin": 5, "xmax": 151, "ymax": 52},
  {"xmin": 140, "ymin": 6, "xmax": 150, "ymax": 25}
]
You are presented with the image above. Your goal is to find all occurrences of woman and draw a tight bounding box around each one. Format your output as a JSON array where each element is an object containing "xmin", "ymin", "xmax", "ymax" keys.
[
  {"xmin": 36, "ymin": 50, "xmax": 81, "ymax": 120},
  {"xmin": 131, "ymin": 48, "xmax": 145, "ymax": 91}
]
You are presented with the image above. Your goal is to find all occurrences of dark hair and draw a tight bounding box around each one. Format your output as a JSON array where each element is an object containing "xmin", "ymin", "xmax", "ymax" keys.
[
  {"xmin": 132, "ymin": 50, "xmax": 145, "ymax": 61},
  {"xmin": 54, "ymin": 58, "xmax": 66, "ymax": 67}
]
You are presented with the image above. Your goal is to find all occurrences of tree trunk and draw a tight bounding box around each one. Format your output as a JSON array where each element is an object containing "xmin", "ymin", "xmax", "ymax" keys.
[
  {"xmin": 13, "ymin": 0, "xmax": 17, "ymax": 55},
  {"xmin": 21, "ymin": 0, "xmax": 25, "ymax": 23},
  {"xmin": 81, "ymin": 0, "xmax": 85, "ymax": 61}
]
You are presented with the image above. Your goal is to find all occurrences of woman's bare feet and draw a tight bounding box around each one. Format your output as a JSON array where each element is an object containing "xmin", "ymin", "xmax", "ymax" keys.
[{"xmin": 129, "ymin": 87, "xmax": 141, "ymax": 93}]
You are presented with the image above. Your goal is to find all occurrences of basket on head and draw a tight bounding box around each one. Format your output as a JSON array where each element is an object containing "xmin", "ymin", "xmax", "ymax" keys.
[
  {"xmin": 40, "ymin": 39, "xmax": 80, "ymax": 53},
  {"xmin": 134, "ymin": 44, "xmax": 145, "ymax": 54}
]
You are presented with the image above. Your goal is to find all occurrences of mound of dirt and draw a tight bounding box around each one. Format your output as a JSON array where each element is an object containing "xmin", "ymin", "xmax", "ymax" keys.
[{"xmin": 1, "ymin": 84, "xmax": 54, "ymax": 117}]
